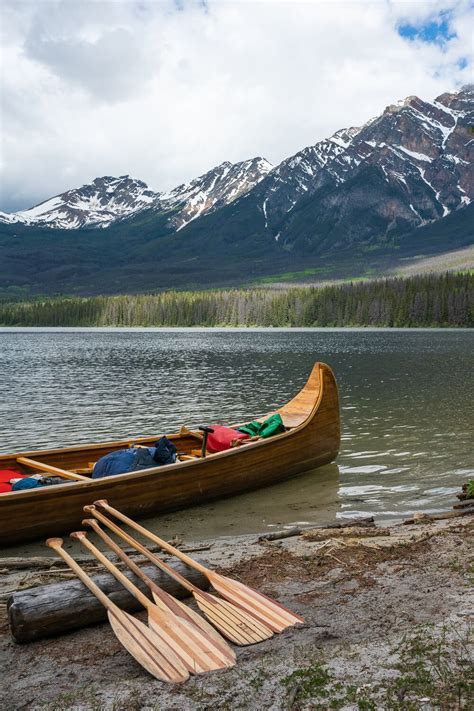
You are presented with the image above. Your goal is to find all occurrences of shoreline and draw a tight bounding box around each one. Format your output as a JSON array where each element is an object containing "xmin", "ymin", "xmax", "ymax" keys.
[
  {"xmin": 1, "ymin": 514, "xmax": 472, "ymax": 710},
  {"xmin": 1, "ymin": 326, "xmax": 473, "ymax": 331}
]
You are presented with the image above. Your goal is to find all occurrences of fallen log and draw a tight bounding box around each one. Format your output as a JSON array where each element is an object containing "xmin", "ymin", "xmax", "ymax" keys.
[
  {"xmin": 7, "ymin": 560, "xmax": 209, "ymax": 644},
  {"xmin": 257, "ymin": 517, "xmax": 376, "ymax": 542},
  {"xmin": 302, "ymin": 526, "xmax": 389, "ymax": 541},
  {"xmin": 453, "ymin": 499, "xmax": 474, "ymax": 510},
  {"xmin": 325, "ymin": 517, "xmax": 375, "ymax": 529},
  {"xmin": 0, "ymin": 542, "xmax": 212, "ymax": 572},
  {"xmin": 258, "ymin": 526, "xmax": 302, "ymax": 542},
  {"xmin": 0, "ymin": 556, "xmax": 95, "ymax": 571},
  {"xmin": 403, "ymin": 507, "xmax": 474, "ymax": 525}
]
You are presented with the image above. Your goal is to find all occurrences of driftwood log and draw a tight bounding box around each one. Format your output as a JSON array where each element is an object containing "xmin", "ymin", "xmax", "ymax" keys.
[
  {"xmin": 302, "ymin": 526, "xmax": 389, "ymax": 541},
  {"xmin": 453, "ymin": 499, "xmax": 474, "ymax": 510},
  {"xmin": 8, "ymin": 561, "xmax": 209, "ymax": 644},
  {"xmin": 257, "ymin": 517, "xmax": 375, "ymax": 542},
  {"xmin": 403, "ymin": 507, "xmax": 474, "ymax": 525}
]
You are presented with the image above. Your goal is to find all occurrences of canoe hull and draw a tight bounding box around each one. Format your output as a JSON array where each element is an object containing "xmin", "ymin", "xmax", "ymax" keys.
[{"xmin": 0, "ymin": 363, "xmax": 340, "ymax": 545}]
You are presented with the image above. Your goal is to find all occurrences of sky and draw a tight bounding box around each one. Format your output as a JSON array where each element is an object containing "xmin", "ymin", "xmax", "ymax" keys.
[{"xmin": 0, "ymin": 0, "xmax": 472, "ymax": 212}]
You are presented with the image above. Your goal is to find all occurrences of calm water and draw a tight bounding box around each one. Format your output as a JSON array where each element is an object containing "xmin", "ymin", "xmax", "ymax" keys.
[{"xmin": 0, "ymin": 328, "xmax": 472, "ymax": 541}]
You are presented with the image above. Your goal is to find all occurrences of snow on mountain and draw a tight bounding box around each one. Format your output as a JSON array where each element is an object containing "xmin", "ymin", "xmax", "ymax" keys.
[
  {"xmin": 7, "ymin": 176, "xmax": 159, "ymax": 230},
  {"xmin": 161, "ymin": 157, "xmax": 274, "ymax": 230},
  {"xmin": 1, "ymin": 158, "xmax": 273, "ymax": 231},
  {"xmin": 256, "ymin": 84, "xmax": 473, "ymax": 240},
  {"xmin": 1, "ymin": 85, "xmax": 471, "ymax": 241}
]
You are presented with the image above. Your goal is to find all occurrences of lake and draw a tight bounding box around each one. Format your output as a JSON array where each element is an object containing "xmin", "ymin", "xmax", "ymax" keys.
[{"xmin": 0, "ymin": 328, "xmax": 472, "ymax": 541}]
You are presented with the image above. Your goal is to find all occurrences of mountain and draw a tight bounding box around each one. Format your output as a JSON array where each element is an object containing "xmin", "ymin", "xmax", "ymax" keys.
[
  {"xmin": 161, "ymin": 157, "xmax": 274, "ymax": 231},
  {"xmin": 0, "ymin": 157, "xmax": 273, "ymax": 231},
  {"xmin": 0, "ymin": 85, "xmax": 472, "ymax": 297},
  {"xmin": 225, "ymin": 84, "xmax": 473, "ymax": 252},
  {"xmin": 0, "ymin": 176, "xmax": 158, "ymax": 229}
]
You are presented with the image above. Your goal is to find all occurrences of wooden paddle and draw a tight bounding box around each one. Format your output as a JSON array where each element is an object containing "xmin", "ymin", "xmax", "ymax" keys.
[
  {"xmin": 17, "ymin": 457, "xmax": 88, "ymax": 482},
  {"xmin": 46, "ymin": 537, "xmax": 188, "ymax": 683},
  {"xmin": 86, "ymin": 505, "xmax": 273, "ymax": 646},
  {"xmin": 71, "ymin": 531, "xmax": 234, "ymax": 674},
  {"xmin": 81, "ymin": 518, "xmax": 236, "ymax": 667},
  {"xmin": 94, "ymin": 500, "xmax": 304, "ymax": 633}
]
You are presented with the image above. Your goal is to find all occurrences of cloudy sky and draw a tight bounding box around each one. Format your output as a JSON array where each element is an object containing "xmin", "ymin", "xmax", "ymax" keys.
[{"xmin": 1, "ymin": 0, "xmax": 472, "ymax": 212}]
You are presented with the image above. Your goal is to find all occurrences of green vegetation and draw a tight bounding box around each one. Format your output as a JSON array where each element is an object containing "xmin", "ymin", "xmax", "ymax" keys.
[
  {"xmin": 281, "ymin": 624, "xmax": 472, "ymax": 710},
  {"xmin": 0, "ymin": 272, "xmax": 471, "ymax": 327},
  {"xmin": 255, "ymin": 267, "xmax": 328, "ymax": 284}
]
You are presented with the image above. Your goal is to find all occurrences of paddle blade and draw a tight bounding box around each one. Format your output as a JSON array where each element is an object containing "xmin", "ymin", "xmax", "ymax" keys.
[
  {"xmin": 194, "ymin": 591, "xmax": 273, "ymax": 646},
  {"xmin": 147, "ymin": 606, "xmax": 235, "ymax": 673},
  {"xmin": 107, "ymin": 608, "xmax": 188, "ymax": 683},
  {"xmin": 151, "ymin": 592, "xmax": 237, "ymax": 665},
  {"xmin": 208, "ymin": 573, "xmax": 304, "ymax": 633}
]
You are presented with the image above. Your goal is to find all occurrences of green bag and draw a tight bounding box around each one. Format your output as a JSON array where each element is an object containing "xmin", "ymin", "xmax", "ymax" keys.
[{"xmin": 238, "ymin": 413, "xmax": 285, "ymax": 438}]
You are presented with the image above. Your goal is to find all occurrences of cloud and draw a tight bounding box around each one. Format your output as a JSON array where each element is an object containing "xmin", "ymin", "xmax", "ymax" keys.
[
  {"xmin": 1, "ymin": 0, "xmax": 472, "ymax": 212},
  {"xmin": 24, "ymin": 27, "xmax": 158, "ymax": 101}
]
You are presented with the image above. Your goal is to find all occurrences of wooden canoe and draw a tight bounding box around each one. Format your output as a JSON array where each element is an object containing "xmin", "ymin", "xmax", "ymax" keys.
[{"xmin": 0, "ymin": 362, "xmax": 340, "ymax": 545}]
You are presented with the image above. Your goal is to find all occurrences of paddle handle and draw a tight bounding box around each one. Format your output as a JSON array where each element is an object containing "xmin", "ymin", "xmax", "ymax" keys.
[
  {"xmin": 86, "ymin": 506, "xmax": 199, "ymax": 593},
  {"xmin": 46, "ymin": 538, "xmax": 112, "ymax": 610},
  {"xmin": 70, "ymin": 532, "xmax": 153, "ymax": 611},
  {"xmin": 18, "ymin": 457, "xmax": 88, "ymax": 482},
  {"xmin": 82, "ymin": 519, "xmax": 169, "ymax": 604},
  {"xmin": 95, "ymin": 500, "xmax": 210, "ymax": 577}
]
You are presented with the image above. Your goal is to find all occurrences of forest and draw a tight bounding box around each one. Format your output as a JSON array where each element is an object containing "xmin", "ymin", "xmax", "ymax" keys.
[{"xmin": 0, "ymin": 272, "xmax": 471, "ymax": 328}]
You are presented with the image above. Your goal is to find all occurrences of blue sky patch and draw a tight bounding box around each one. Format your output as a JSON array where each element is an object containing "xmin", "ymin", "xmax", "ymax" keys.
[{"xmin": 398, "ymin": 10, "xmax": 457, "ymax": 46}]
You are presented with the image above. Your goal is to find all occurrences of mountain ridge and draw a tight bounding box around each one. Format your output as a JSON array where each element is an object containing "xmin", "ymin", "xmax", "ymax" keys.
[
  {"xmin": 0, "ymin": 85, "xmax": 472, "ymax": 296},
  {"xmin": 2, "ymin": 84, "xmax": 472, "ymax": 237},
  {"xmin": 0, "ymin": 157, "xmax": 274, "ymax": 231}
]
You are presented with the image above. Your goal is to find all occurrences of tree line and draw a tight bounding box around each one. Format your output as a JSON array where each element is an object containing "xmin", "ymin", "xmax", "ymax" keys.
[{"xmin": 0, "ymin": 272, "xmax": 471, "ymax": 328}]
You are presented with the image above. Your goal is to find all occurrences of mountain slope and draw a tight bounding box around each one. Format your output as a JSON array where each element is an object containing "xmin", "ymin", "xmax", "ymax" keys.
[
  {"xmin": 244, "ymin": 84, "xmax": 473, "ymax": 250},
  {"xmin": 0, "ymin": 158, "xmax": 273, "ymax": 231}
]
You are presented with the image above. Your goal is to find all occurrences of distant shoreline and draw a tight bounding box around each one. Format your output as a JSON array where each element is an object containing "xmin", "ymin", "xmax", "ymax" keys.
[{"xmin": 0, "ymin": 272, "xmax": 472, "ymax": 328}]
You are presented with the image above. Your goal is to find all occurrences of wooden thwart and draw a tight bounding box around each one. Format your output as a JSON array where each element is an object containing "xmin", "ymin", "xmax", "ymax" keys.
[
  {"xmin": 17, "ymin": 457, "xmax": 88, "ymax": 482},
  {"xmin": 46, "ymin": 537, "xmax": 188, "ymax": 683}
]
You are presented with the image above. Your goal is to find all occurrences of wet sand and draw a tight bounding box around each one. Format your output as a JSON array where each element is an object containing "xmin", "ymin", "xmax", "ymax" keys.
[{"xmin": 1, "ymin": 514, "xmax": 472, "ymax": 710}]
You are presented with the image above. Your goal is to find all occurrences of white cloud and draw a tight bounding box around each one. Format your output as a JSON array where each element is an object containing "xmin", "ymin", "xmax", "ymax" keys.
[{"xmin": 0, "ymin": 0, "xmax": 471, "ymax": 211}]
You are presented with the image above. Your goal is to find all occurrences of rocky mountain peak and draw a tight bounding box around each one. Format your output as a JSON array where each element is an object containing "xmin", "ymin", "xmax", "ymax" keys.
[
  {"xmin": 1, "ymin": 155, "xmax": 273, "ymax": 230},
  {"xmin": 161, "ymin": 155, "xmax": 274, "ymax": 230}
]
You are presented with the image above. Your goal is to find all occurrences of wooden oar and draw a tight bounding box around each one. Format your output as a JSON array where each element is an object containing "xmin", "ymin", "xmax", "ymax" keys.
[
  {"xmin": 86, "ymin": 505, "xmax": 273, "ymax": 646},
  {"xmin": 17, "ymin": 457, "xmax": 88, "ymax": 482},
  {"xmin": 94, "ymin": 500, "xmax": 304, "ymax": 633},
  {"xmin": 46, "ymin": 537, "xmax": 188, "ymax": 683},
  {"xmin": 71, "ymin": 531, "xmax": 233, "ymax": 674},
  {"xmin": 81, "ymin": 518, "xmax": 236, "ymax": 667}
]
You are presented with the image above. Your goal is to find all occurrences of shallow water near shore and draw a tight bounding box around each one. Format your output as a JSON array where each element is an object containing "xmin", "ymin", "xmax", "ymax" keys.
[{"xmin": 0, "ymin": 328, "xmax": 472, "ymax": 549}]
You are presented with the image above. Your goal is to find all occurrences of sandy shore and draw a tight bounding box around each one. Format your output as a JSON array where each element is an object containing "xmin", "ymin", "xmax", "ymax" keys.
[{"xmin": 1, "ymin": 515, "xmax": 473, "ymax": 710}]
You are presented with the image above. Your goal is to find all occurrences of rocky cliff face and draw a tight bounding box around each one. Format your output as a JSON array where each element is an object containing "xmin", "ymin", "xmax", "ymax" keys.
[{"xmin": 253, "ymin": 85, "xmax": 473, "ymax": 250}]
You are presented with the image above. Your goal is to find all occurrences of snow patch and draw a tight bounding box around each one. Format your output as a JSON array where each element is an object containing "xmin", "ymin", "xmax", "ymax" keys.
[
  {"xmin": 262, "ymin": 198, "xmax": 268, "ymax": 228},
  {"xmin": 393, "ymin": 145, "xmax": 432, "ymax": 162}
]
